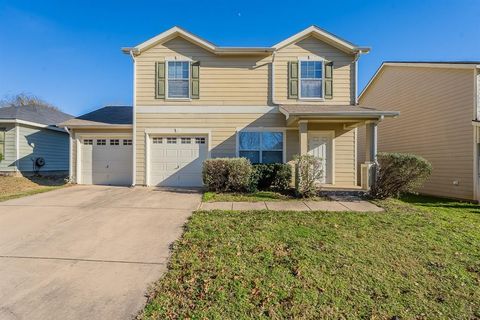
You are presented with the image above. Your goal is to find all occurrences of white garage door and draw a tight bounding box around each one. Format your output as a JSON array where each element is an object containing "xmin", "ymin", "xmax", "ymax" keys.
[
  {"xmin": 149, "ymin": 136, "xmax": 208, "ymax": 187},
  {"xmin": 81, "ymin": 137, "xmax": 133, "ymax": 186}
]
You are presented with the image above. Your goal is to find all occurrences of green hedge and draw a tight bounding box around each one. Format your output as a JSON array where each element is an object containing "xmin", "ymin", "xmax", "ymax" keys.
[
  {"xmin": 202, "ymin": 158, "xmax": 252, "ymax": 192},
  {"xmin": 251, "ymin": 163, "xmax": 292, "ymax": 192},
  {"xmin": 370, "ymin": 152, "xmax": 432, "ymax": 199}
]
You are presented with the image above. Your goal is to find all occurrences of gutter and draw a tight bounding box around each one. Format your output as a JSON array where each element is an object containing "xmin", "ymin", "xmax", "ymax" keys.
[{"xmin": 271, "ymin": 51, "xmax": 279, "ymax": 105}]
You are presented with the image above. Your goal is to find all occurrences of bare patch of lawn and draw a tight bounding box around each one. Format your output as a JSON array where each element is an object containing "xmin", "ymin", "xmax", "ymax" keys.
[
  {"xmin": 141, "ymin": 195, "xmax": 480, "ymax": 319},
  {"xmin": 0, "ymin": 175, "xmax": 67, "ymax": 202}
]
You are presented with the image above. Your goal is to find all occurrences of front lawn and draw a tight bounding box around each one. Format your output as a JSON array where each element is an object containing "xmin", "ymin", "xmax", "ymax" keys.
[
  {"xmin": 0, "ymin": 175, "xmax": 67, "ymax": 202},
  {"xmin": 141, "ymin": 195, "xmax": 480, "ymax": 319},
  {"xmin": 202, "ymin": 191, "xmax": 328, "ymax": 202}
]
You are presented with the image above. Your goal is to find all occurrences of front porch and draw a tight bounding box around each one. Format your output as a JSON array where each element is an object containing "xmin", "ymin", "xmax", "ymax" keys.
[{"xmin": 280, "ymin": 105, "xmax": 399, "ymax": 190}]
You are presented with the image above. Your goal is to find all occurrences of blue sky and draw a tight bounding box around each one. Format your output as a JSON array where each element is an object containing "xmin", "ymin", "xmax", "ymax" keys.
[{"xmin": 0, "ymin": 0, "xmax": 478, "ymax": 116}]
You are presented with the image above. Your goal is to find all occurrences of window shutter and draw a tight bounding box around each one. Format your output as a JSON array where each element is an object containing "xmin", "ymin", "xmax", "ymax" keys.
[
  {"xmin": 191, "ymin": 61, "xmax": 200, "ymax": 99},
  {"xmin": 324, "ymin": 61, "xmax": 333, "ymax": 99},
  {"xmin": 288, "ymin": 61, "xmax": 298, "ymax": 99},
  {"xmin": 155, "ymin": 62, "xmax": 165, "ymax": 99}
]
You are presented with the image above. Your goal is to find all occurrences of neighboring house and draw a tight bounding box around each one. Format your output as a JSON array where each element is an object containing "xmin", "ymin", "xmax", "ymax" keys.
[
  {"xmin": 0, "ymin": 105, "xmax": 73, "ymax": 175},
  {"xmin": 60, "ymin": 26, "xmax": 398, "ymax": 188},
  {"xmin": 358, "ymin": 62, "xmax": 480, "ymax": 201}
]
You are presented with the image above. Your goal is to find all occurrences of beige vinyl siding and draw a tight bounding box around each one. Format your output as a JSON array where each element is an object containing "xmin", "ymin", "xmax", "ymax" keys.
[
  {"xmin": 71, "ymin": 128, "xmax": 133, "ymax": 183},
  {"xmin": 17, "ymin": 125, "xmax": 69, "ymax": 172},
  {"xmin": 0, "ymin": 123, "xmax": 17, "ymax": 172},
  {"xmin": 136, "ymin": 37, "xmax": 271, "ymax": 106},
  {"xmin": 135, "ymin": 35, "xmax": 355, "ymax": 107},
  {"xmin": 135, "ymin": 113, "xmax": 286, "ymax": 185},
  {"xmin": 274, "ymin": 36, "xmax": 355, "ymax": 105},
  {"xmin": 358, "ymin": 66, "xmax": 475, "ymax": 200},
  {"xmin": 308, "ymin": 123, "xmax": 356, "ymax": 186}
]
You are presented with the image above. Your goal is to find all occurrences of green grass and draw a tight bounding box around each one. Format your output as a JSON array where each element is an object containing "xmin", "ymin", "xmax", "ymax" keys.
[
  {"xmin": 202, "ymin": 191, "xmax": 328, "ymax": 202},
  {"xmin": 141, "ymin": 195, "xmax": 480, "ymax": 319},
  {"xmin": 0, "ymin": 185, "xmax": 65, "ymax": 202}
]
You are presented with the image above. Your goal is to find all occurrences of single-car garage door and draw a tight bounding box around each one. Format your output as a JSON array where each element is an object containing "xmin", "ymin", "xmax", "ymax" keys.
[
  {"xmin": 81, "ymin": 137, "xmax": 133, "ymax": 186},
  {"xmin": 149, "ymin": 136, "xmax": 207, "ymax": 187}
]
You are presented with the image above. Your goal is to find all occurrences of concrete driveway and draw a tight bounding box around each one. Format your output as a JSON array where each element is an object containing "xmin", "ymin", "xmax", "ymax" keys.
[{"xmin": 0, "ymin": 185, "xmax": 201, "ymax": 320}]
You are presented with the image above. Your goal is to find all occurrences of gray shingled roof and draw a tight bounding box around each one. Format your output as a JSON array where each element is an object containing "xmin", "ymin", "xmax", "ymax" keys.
[
  {"xmin": 280, "ymin": 105, "xmax": 399, "ymax": 118},
  {"xmin": 60, "ymin": 106, "xmax": 133, "ymax": 127},
  {"xmin": 0, "ymin": 105, "xmax": 73, "ymax": 125}
]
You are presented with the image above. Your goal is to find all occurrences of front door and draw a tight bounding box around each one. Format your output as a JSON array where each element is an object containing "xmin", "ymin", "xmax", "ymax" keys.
[{"xmin": 307, "ymin": 132, "xmax": 333, "ymax": 184}]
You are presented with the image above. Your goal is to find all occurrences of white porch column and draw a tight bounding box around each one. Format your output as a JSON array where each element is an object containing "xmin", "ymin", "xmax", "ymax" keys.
[
  {"xmin": 361, "ymin": 121, "xmax": 378, "ymax": 189},
  {"xmin": 299, "ymin": 121, "xmax": 308, "ymax": 155}
]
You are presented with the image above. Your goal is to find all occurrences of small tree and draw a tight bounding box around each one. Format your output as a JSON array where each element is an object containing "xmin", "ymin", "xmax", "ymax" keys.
[
  {"xmin": 294, "ymin": 154, "xmax": 323, "ymax": 198},
  {"xmin": 370, "ymin": 152, "xmax": 432, "ymax": 199},
  {"xmin": 0, "ymin": 93, "xmax": 59, "ymax": 111}
]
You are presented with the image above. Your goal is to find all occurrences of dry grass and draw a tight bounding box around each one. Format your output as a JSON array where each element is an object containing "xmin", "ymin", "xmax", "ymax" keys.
[{"xmin": 0, "ymin": 175, "xmax": 67, "ymax": 202}]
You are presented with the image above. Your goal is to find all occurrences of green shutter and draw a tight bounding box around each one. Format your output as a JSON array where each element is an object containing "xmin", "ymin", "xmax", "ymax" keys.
[
  {"xmin": 324, "ymin": 61, "xmax": 333, "ymax": 99},
  {"xmin": 155, "ymin": 62, "xmax": 165, "ymax": 99},
  {"xmin": 191, "ymin": 61, "xmax": 200, "ymax": 99},
  {"xmin": 288, "ymin": 61, "xmax": 298, "ymax": 99}
]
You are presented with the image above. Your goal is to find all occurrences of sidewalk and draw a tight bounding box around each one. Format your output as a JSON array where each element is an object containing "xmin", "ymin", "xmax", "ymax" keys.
[{"xmin": 199, "ymin": 199, "xmax": 383, "ymax": 212}]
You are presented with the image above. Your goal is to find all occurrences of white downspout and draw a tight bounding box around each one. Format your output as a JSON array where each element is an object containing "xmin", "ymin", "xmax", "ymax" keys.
[
  {"xmin": 64, "ymin": 126, "xmax": 73, "ymax": 182},
  {"xmin": 354, "ymin": 52, "xmax": 360, "ymax": 105},
  {"xmin": 130, "ymin": 50, "xmax": 137, "ymax": 187}
]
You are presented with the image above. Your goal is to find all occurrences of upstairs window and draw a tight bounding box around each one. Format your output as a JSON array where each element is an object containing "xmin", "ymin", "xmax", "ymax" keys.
[
  {"xmin": 239, "ymin": 131, "xmax": 283, "ymax": 164},
  {"xmin": 167, "ymin": 61, "xmax": 190, "ymax": 99},
  {"xmin": 299, "ymin": 60, "xmax": 323, "ymax": 99}
]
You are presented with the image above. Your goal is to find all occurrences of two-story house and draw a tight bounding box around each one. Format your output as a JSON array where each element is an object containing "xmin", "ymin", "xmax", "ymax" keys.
[
  {"xmin": 358, "ymin": 62, "xmax": 480, "ymax": 201},
  {"xmin": 61, "ymin": 26, "xmax": 398, "ymax": 188}
]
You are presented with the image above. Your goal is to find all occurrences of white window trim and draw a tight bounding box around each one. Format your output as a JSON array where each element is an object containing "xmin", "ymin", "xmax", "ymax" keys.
[
  {"xmin": 165, "ymin": 60, "xmax": 191, "ymax": 100},
  {"xmin": 235, "ymin": 127, "xmax": 287, "ymax": 163},
  {"xmin": 298, "ymin": 58, "xmax": 325, "ymax": 101}
]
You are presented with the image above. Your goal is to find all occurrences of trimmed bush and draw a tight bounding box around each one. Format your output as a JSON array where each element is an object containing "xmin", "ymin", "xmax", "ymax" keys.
[
  {"xmin": 253, "ymin": 163, "xmax": 292, "ymax": 192},
  {"xmin": 294, "ymin": 154, "xmax": 324, "ymax": 198},
  {"xmin": 370, "ymin": 152, "xmax": 432, "ymax": 199},
  {"xmin": 202, "ymin": 158, "xmax": 252, "ymax": 192}
]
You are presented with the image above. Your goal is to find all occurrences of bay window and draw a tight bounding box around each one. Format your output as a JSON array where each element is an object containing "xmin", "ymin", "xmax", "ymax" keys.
[{"xmin": 239, "ymin": 131, "xmax": 284, "ymax": 164}]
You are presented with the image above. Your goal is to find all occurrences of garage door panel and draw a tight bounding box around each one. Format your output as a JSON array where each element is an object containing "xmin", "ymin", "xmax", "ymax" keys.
[
  {"xmin": 150, "ymin": 135, "xmax": 207, "ymax": 187},
  {"xmin": 81, "ymin": 137, "xmax": 132, "ymax": 186}
]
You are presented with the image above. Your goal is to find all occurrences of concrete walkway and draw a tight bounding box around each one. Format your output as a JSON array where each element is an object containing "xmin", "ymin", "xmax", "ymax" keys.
[{"xmin": 199, "ymin": 198, "xmax": 383, "ymax": 212}]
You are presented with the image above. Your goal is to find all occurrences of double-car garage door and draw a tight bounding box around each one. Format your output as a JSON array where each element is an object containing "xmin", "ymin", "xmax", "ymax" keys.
[{"xmin": 80, "ymin": 135, "xmax": 207, "ymax": 187}]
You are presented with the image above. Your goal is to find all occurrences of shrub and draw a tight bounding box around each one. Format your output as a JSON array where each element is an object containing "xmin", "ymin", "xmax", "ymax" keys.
[
  {"xmin": 202, "ymin": 158, "xmax": 252, "ymax": 192},
  {"xmin": 253, "ymin": 163, "xmax": 292, "ymax": 192},
  {"xmin": 370, "ymin": 152, "xmax": 432, "ymax": 199},
  {"xmin": 294, "ymin": 154, "xmax": 324, "ymax": 198}
]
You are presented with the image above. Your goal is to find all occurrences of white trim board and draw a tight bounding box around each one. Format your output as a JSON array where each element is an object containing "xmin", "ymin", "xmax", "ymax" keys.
[
  {"xmin": 0, "ymin": 119, "xmax": 67, "ymax": 132},
  {"xmin": 136, "ymin": 106, "xmax": 279, "ymax": 114}
]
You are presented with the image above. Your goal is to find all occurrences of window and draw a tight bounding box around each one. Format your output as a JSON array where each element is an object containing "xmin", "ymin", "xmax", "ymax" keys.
[
  {"xmin": 123, "ymin": 139, "xmax": 132, "ymax": 146},
  {"xmin": 110, "ymin": 139, "xmax": 120, "ymax": 146},
  {"xmin": 83, "ymin": 139, "xmax": 93, "ymax": 145},
  {"xmin": 0, "ymin": 128, "xmax": 5, "ymax": 161},
  {"xmin": 167, "ymin": 61, "xmax": 190, "ymax": 98},
  {"xmin": 300, "ymin": 60, "xmax": 323, "ymax": 99},
  {"xmin": 96, "ymin": 139, "xmax": 106, "ymax": 146},
  {"xmin": 239, "ymin": 131, "xmax": 283, "ymax": 164},
  {"xmin": 167, "ymin": 137, "xmax": 177, "ymax": 144},
  {"xmin": 152, "ymin": 137, "xmax": 163, "ymax": 144},
  {"xmin": 181, "ymin": 137, "xmax": 191, "ymax": 144},
  {"xmin": 195, "ymin": 137, "xmax": 206, "ymax": 144}
]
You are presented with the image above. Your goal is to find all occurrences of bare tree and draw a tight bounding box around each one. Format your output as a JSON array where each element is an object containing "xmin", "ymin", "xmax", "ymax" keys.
[{"xmin": 0, "ymin": 93, "xmax": 59, "ymax": 111}]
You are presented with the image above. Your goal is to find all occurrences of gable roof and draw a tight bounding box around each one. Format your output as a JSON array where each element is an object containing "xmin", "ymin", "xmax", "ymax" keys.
[
  {"xmin": 0, "ymin": 105, "xmax": 73, "ymax": 126},
  {"xmin": 122, "ymin": 25, "xmax": 369, "ymax": 56},
  {"xmin": 359, "ymin": 61, "xmax": 480, "ymax": 101},
  {"xmin": 272, "ymin": 25, "xmax": 370, "ymax": 54},
  {"xmin": 59, "ymin": 106, "xmax": 133, "ymax": 128}
]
